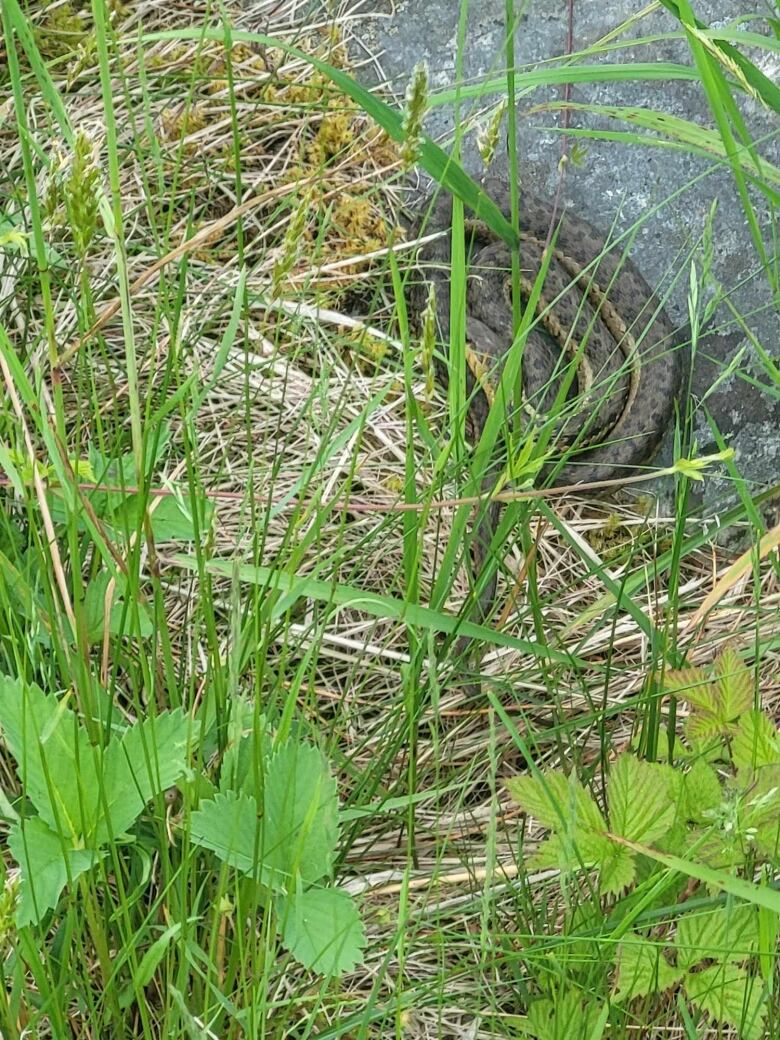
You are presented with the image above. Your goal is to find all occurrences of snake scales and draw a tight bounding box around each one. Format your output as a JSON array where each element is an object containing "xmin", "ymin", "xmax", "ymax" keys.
[{"xmin": 413, "ymin": 176, "xmax": 683, "ymax": 655}]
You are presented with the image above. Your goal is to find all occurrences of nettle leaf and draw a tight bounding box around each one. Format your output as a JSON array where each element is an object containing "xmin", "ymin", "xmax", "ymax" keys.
[
  {"xmin": 685, "ymin": 710, "xmax": 727, "ymax": 747},
  {"xmin": 518, "ymin": 990, "xmax": 607, "ymax": 1040},
  {"xmin": 714, "ymin": 648, "xmax": 754, "ymax": 722},
  {"xmin": 0, "ymin": 676, "xmax": 100, "ymax": 835},
  {"xmin": 675, "ymin": 903, "xmax": 759, "ymax": 971},
  {"xmin": 732, "ymin": 710, "xmax": 780, "ymax": 772},
  {"xmin": 262, "ymin": 742, "xmax": 339, "ymax": 888},
  {"xmin": 508, "ymin": 770, "xmax": 605, "ymax": 835},
  {"xmin": 599, "ymin": 846, "xmax": 637, "ymax": 897},
  {"xmin": 664, "ymin": 667, "xmax": 714, "ymax": 712},
  {"xmin": 528, "ymin": 831, "xmax": 611, "ymax": 875},
  {"xmin": 189, "ymin": 790, "xmax": 261, "ymax": 879},
  {"xmin": 685, "ymin": 963, "xmax": 766, "ymax": 1040},
  {"xmin": 741, "ymin": 766, "xmax": 780, "ymax": 860},
  {"xmin": 277, "ymin": 886, "xmax": 365, "ymax": 977},
  {"xmin": 682, "ymin": 758, "xmax": 723, "ymax": 823},
  {"xmin": 608, "ymin": 755, "xmax": 676, "ymax": 845},
  {"xmin": 8, "ymin": 817, "xmax": 97, "ymax": 926},
  {"xmin": 613, "ymin": 932, "xmax": 683, "ymax": 1002}
]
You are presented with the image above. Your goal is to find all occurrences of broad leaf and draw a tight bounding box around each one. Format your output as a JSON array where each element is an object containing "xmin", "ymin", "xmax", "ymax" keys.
[
  {"xmin": 599, "ymin": 845, "xmax": 637, "ymax": 897},
  {"xmin": 262, "ymin": 742, "xmax": 339, "ymax": 888},
  {"xmin": 278, "ymin": 886, "xmax": 365, "ymax": 976},
  {"xmin": 682, "ymin": 758, "xmax": 722, "ymax": 823},
  {"xmin": 675, "ymin": 903, "xmax": 759, "ymax": 970},
  {"xmin": 0, "ymin": 677, "xmax": 100, "ymax": 836},
  {"xmin": 608, "ymin": 755, "xmax": 676, "ymax": 845},
  {"xmin": 664, "ymin": 667, "xmax": 713, "ymax": 711},
  {"xmin": 97, "ymin": 709, "xmax": 193, "ymax": 842},
  {"xmin": 190, "ymin": 791, "xmax": 262, "ymax": 878},
  {"xmin": 741, "ymin": 766, "xmax": 780, "ymax": 860},
  {"xmin": 518, "ymin": 991, "xmax": 607, "ymax": 1040},
  {"xmin": 508, "ymin": 770, "xmax": 605, "ymax": 835},
  {"xmin": 685, "ymin": 963, "xmax": 766, "ymax": 1040},
  {"xmin": 8, "ymin": 817, "xmax": 96, "ymax": 926},
  {"xmin": 218, "ymin": 703, "xmax": 272, "ymax": 796},
  {"xmin": 732, "ymin": 710, "xmax": 780, "ymax": 772},
  {"xmin": 613, "ymin": 932, "xmax": 683, "ymax": 1001}
]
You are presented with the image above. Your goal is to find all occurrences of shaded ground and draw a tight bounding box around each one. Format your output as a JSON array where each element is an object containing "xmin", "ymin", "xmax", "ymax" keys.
[{"xmin": 350, "ymin": 0, "xmax": 779, "ymax": 516}]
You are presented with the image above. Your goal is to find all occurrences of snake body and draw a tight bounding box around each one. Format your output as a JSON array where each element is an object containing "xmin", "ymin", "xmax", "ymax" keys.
[{"xmin": 413, "ymin": 177, "xmax": 684, "ymax": 646}]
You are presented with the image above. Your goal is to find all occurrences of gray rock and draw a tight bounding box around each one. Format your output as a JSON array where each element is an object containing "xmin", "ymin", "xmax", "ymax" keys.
[{"xmin": 351, "ymin": 0, "xmax": 779, "ymax": 518}]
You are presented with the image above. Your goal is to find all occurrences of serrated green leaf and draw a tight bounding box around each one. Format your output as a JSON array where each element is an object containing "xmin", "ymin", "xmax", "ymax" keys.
[
  {"xmin": 613, "ymin": 932, "xmax": 683, "ymax": 1001},
  {"xmin": 97, "ymin": 709, "xmax": 193, "ymax": 842},
  {"xmin": 518, "ymin": 990, "xmax": 607, "ymax": 1040},
  {"xmin": 262, "ymin": 742, "xmax": 339, "ymax": 888},
  {"xmin": 742, "ymin": 766, "xmax": 780, "ymax": 860},
  {"xmin": 190, "ymin": 790, "xmax": 263, "ymax": 878},
  {"xmin": 608, "ymin": 755, "xmax": 676, "ymax": 845},
  {"xmin": 684, "ymin": 711, "xmax": 726, "ymax": 746},
  {"xmin": 685, "ymin": 963, "xmax": 766, "ymax": 1040},
  {"xmin": 675, "ymin": 903, "xmax": 759, "ymax": 970},
  {"xmin": 715, "ymin": 649, "xmax": 754, "ymax": 722},
  {"xmin": 664, "ymin": 667, "xmax": 713, "ymax": 711},
  {"xmin": 0, "ymin": 677, "xmax": 100, "ymax": 836},
  {"xmin": 732, "ymin": 710, "xmax": 780, "ymax": 772},
  {"xmin": 219, "ymin": 702, "xmax": 272, "ymax": 796},
  {"xmin": 599, "ymin": 846, "xmax": 636, "ymax": 896},
  {"xmin": 682, "ymin": 758, "xmax": 722, "ymax": 823},
  {"xmin": 508, "ymin": 770, "xmax": 605, "ymax": 835},
  {"xmin": 8, "ymin": 817, "xmax": 96, "ymax": 926},
  {"xmin": 277, "ymin": 885, "xmax": 365, "ymax": 976}
]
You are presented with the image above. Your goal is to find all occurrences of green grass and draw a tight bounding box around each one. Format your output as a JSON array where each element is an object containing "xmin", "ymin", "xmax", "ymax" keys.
[{"xmin": 0, "ymin": 0, "xmax": 779, "ymax": 1037}]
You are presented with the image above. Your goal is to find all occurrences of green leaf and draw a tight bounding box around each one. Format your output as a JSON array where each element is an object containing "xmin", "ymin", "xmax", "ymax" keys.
[
  {"xmin": 742, "ymin": 765, "xmax": 780, "ymax": 860},
  {"xmin": 8, "ymin": 817, "xmax": 96, "ymax": 926},
  {"xmin": 174, "ymin": 554, "xmax": 581, "ymax": 668},
  {"xmin": 189, "ymin": 791, "xmax": 261, "ymax": 879},
  {"xmin": 528, "ymin": 832, "xmax": 611, "ymax": 874},
  {"xmin": 732, "ymin": 710, "xmax": 780, "ymax": 772},
  {"xmin": 83, "ymin": 570, "xmax": 154, "ymax": 643},
  {"xmin": 508, "ymin": 770, "xmax": 605, "ymax": 835},
  {"xmin": 125, "ymin": 493, "xmax": 213, "ymax": 543},
  {"xmin": 262, "ymin": 742, "xmax": 339, "ymax": 888},
  {"xmin": 605, "ymin": 835, "xmax": 780, "ymax": 915},
  {"xmin": 0, "ymin": 677, "xmax": 100, "ymax": 836},
  {"xmin": 715, "ymin": 649, "xmax": 754, "ymax": 722},
  {"xmin": 675, "ymin": 903, "xmax": 759, "ymax": 970},
  {"xmin": 613, "ymin": 932, "xmax": 683, "ymax": 1002},
  {"xmin": 277, "ymin": 886, "xmax": 365, "ymax": 976},
  {"xmin": 664, "ymin": 667, "xmax": 714, "ymax": 712},
  {"xmin": 682, "ymin": 758, "xmax": 722, "ymax": 823},
  {"xmin": 608, "ymin": 755, "xmax": 676, "ymax": 845},
  {"xmin": 516, "ymin": 991, "xmax": 607, "ymax": 1040},
  {"xmin": 685, "ymin": 963, "xmax": 766, "ymax": 1040},
  {"xmin": 119, "ymin": 922, "xmax": 183, "ymax": 1008},
  {"xmin": 599, "ymin": 845, "xmax": 637, "ymax": 897},
  {"xmin": 97, "ymin": 709, "xmax": 193, "ymax": 842},
  {"xmin": 218, "ymin": 702, "xmax": 272, "ymax": 796}
]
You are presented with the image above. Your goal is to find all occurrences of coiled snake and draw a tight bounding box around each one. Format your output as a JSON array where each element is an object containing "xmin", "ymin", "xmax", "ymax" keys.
[{"xmin": 413, "ymin": 176, "xmax": 683, "ymax": 660}]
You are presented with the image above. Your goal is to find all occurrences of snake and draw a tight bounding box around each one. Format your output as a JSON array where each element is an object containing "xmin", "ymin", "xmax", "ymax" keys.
[{"xmin": 412, "ymin": 176, "xmax": 684, "ymax": 664}]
